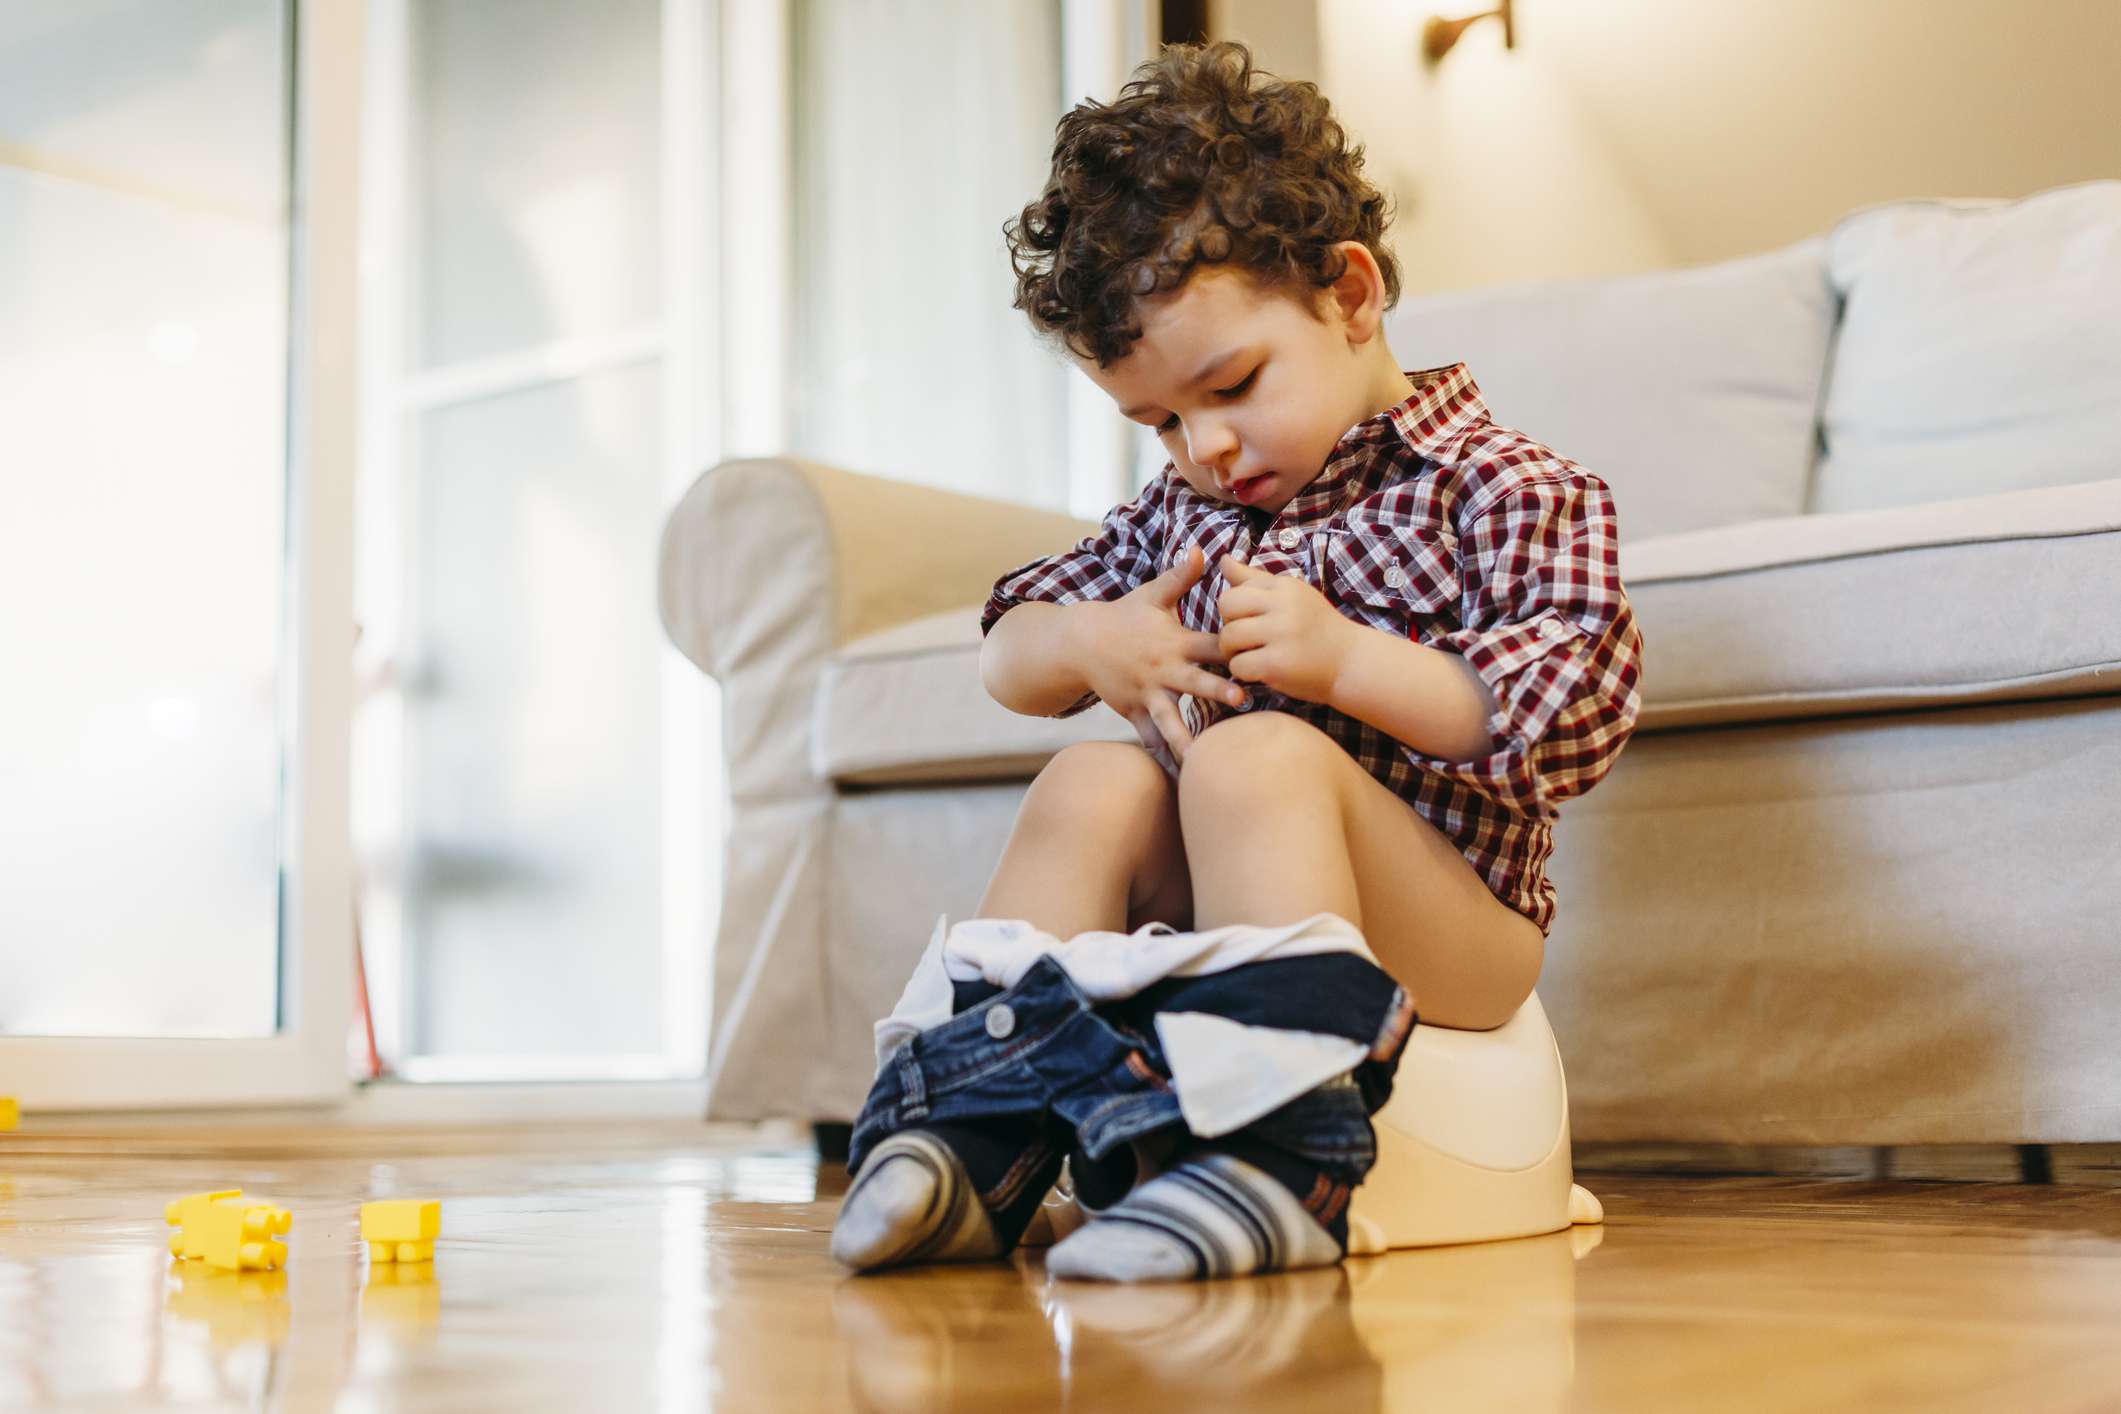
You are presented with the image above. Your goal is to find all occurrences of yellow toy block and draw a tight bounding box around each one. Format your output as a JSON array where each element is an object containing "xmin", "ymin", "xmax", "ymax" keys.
[
  {"xmin": 166, "ymin": 1189, "xmax": 244, "ymax": 1260},
  {"xmin": 1, "ymin": 1097, "xmax": 18, "ymax": 1131},
  {"xmin": 188, "ymin": 1197, "xmax": 292, "ymax": 1271},
  {"xmin": 360, "ymin": 1199, "xmax": 441, "ymax": 1263}
]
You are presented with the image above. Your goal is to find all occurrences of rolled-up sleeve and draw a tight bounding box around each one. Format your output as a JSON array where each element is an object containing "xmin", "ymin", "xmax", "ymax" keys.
[
  {"xmin": 979, "ymin": 474, "xmax": 1171, "ymax": 718},
  {"xmin": 1411, "ymin": 470, "xmax": 1643, "ymax": 818}
]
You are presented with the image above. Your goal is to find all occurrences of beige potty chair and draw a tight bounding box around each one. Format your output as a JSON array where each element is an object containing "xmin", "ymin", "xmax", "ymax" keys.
[
  {"xmin": 1346, "ymin": 989, "xmax": 1602, "ymax": 1254},
  {"xmin": 1026, "ymin": 989, "xmax": 1601, "ymax": 1254}
]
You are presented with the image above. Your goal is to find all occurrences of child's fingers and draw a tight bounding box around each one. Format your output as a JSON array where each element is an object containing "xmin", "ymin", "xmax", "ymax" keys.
[
  {"xmin": 1178, "ymin": 668, "xmax": 1246, "ymax": 708},
  {"xmin": 1216, "ymin": 583, "xmax": 1268, "ymax": 620},
  {"xmin": 1218, "ymin": 617, "xmax": 1267, "ymax": 654},
  {"xmin": 1227, "ymin": 648, "xmax": 1268, "ymax": 683},
  {"xmin": 1179, "ymin": 629, "xmax": 1227, "ymax": 663},
  {"xmin": 1145, "ymin": 690, "xmax": 1193, "ymax": 761},
  {"xmin": 1219, "ymin": 553, "xmax": 1259, "ymax": 582},
  {"xmin": 1131, "ymin": 720, "xmax": 1179, "ymax": 777},
  {"xmin": 1149, "ymin": 545, "xmax": 1206, "ymax": 606}
]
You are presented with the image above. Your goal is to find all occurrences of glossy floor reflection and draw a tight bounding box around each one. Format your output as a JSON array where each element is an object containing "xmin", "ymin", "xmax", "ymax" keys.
[{"xmin": 1, "ymin": 1123, "xmax": 2118, "ymax": 1411}]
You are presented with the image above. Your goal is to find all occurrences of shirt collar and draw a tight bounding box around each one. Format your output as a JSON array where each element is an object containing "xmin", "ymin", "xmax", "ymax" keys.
[
  {"xmin": 1385, "ymin": 362, "xmax": 1490, "ymax": 463},
  {"xmin": 1274, "ymin": 363, "xmax": 1490, "ymax": 522}
]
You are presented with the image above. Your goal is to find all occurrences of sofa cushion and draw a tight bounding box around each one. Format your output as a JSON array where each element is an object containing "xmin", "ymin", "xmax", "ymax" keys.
[
  {"xmin": 812, "ymin": 611, "xmax": 1132, "ymax": 785},
  {"xmin": 816, "ymin": 479, "xmax": 2121, "ymax": 783},
  {"xmin": 1383, "ymin": 238, "xmax": 1835, "ymax": 543},
  {"xmin": 1624, "ymin": 477, "xmax": 2121, "ymax": 730},
  {"xmin": 1811, "ymin": 181, "xmax": 2121, "ymax": 515}
]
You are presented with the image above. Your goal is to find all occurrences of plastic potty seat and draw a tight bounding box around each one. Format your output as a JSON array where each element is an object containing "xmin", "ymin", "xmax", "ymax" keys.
[{"xmin": 1346, "ymin": 989, "xmax": 1602, "ymax": 1254}]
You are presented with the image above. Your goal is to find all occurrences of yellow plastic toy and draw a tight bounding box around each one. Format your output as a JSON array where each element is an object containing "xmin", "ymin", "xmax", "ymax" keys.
[
  {"xmin": 360, "ymin": 1199, "xmax": 441, "ymax": 1263},
  {"xmin": 187, "ymin": 1197, "xmax": 293, "ymax": 1271},
  {"xmin": 166, "ymin": 1189, "xmax": 245, "ymax": 1260},
  {"xmin": 1, "ymin": 1096, "xmax": 18, "ymax": 1131}
]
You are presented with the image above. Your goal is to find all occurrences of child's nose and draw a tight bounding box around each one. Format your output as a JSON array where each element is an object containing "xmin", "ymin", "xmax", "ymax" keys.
[{"xmin": 1185, "ymin": 418, "xmax": 1238, "ymax": 476}]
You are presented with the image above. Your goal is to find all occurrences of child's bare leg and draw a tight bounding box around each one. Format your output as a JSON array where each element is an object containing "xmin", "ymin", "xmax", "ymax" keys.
[
  {"xmin": 1176, "ymin": 712, "xmax": 1543, "ymax": 1032},
  {"xmin": 976, "ymin": 741, "xmax": 1193, "ymax": 938},
  {"xmin": 837, "ymin": 743, "xmax": 1188, "ymax": 1274},
  {"xmin": 1047, "ymin": 711, "xmax": 1541, "ymax": 1282}
]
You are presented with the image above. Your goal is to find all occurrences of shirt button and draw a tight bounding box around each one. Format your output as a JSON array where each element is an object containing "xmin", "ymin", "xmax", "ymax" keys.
[
  {"xmin": 1539, "ymin": 617, "xmax": 1568, "ymax": 640},
  {"xmin": 1276, "ymin": 527, "xmax": 1301, "ymax": 550},
  {"xmin": 984, "ymin": 1004, "xmax": 1016, "ymax": 1040},
  {"xmin": 1383, "ymin": 565, "xmax": 1407, "ymax": 589}
]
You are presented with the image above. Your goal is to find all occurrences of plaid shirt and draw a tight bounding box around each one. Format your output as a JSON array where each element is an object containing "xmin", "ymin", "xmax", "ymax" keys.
[{"xmin": 980, "ymin": 363, "xmax": 1644, "ymax": 936}]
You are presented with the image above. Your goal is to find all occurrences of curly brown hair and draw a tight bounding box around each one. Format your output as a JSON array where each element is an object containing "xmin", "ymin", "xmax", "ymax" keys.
[{"xmin": 1004, "ymin": 40, "xmax": 1399, "ymax": 368}]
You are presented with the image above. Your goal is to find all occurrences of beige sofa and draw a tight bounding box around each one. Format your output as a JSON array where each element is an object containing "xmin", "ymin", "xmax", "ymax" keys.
[{"xmin": 659, "ymin": 181, "xmax": 2121, "ymax": 1144}]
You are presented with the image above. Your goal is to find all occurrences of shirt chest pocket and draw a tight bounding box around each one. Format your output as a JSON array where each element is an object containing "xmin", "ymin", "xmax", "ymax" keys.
[{"xmin": 1325, "ymin": 513, "xmax": 1461, "ymax": 634}]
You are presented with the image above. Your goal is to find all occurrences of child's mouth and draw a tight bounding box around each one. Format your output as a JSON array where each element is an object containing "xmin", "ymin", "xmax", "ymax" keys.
[{"xmin": 1230, "ymin": 473, "xmax": 1273, "ymax": 504}]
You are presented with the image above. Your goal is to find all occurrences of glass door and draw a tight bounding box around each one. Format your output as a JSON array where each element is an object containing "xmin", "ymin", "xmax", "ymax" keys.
[
  {"xmin": 350, "ymin": 0, "xmax": 718, "ymax": 1082},
  {"xmin": 0, "ymin": 0, "xmax": 354, "ymax": 1109}
]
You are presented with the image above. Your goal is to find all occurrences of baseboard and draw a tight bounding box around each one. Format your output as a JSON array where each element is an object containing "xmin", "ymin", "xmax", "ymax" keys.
[{"xmin": 1574, "ymin": 1142, "xmax": 2121, "ymax": 1184}]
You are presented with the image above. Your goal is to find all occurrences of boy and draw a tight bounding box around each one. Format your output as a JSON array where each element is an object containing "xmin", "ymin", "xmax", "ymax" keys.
[{"xmin": 831, "ymin": 41, "xmax": 1642, "ymax": 1282}]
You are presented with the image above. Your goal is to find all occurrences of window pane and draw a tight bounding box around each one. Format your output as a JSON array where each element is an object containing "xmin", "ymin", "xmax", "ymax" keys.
[
  {"xmin": 405, "ymin": 364, "xmax": 667, "ymax": 1058},
  {"xmin": 0, "ymin": 0, "xmax": 289, "ymax": 1038},
  {"xmin": 791, "ymin": 0, "xmax": 1069, "ymax": 506},
  {"xmin": 415, "ymin": 0, "xmax": 662, "ymax": 369}
]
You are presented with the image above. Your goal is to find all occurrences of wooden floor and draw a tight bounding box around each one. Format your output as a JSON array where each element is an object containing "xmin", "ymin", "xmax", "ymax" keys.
[{"xmin": 3, "ymin": 1123, "xmax": 2119, "ymax": 1412}]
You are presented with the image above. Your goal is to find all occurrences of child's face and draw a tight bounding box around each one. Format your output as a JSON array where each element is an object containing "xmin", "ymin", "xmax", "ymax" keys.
[{"xmin": 1079, "ymin": 255, "xmax": 1390, "ymax": 519}]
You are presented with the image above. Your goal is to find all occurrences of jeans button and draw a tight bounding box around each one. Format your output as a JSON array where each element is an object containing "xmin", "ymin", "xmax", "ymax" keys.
[{"xmin": 984, "ymin": 1003, "xmax": 1016, "ymax": 1039}]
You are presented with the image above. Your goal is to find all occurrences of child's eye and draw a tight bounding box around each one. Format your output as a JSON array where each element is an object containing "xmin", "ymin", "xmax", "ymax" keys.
[{"xmin": 1153, "ymin": 370, "xmax": 1255, "ymax": 435}]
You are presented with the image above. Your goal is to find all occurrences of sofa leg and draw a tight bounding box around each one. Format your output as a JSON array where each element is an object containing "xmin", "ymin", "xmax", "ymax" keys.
[
  {"xmin": 2016, "ymin": 1144, "xmax": 2053, "ymax": 1184},
  {"xmin": 812, "ymin": 1121, "xmax": 853, "ymax": 1166}
]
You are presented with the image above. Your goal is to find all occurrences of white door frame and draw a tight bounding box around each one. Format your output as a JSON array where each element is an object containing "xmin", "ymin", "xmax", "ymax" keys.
[{"xmin": 0, "ymin": 0, "xmax": 360, "ymax": 1111}]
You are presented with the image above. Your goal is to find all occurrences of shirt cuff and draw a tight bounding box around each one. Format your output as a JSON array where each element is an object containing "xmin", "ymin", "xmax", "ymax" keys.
[
  {"xmin": 1446, "ymin": 609, "xmax": 1593, "ymax": 754},
  {"xmin": 1411, "ymin": 610, "xmax": 1594, "ymax": 818}
]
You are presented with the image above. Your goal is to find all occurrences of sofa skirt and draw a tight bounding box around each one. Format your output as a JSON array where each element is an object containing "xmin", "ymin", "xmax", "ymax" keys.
[{"xmin": 800, "ymin": 696, "xmax": 2121, "ymax": 1144}]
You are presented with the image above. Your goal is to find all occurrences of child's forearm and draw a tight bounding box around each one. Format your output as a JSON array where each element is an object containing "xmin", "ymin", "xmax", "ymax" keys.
[
  {"xmin": 1327, "ymin": 623, "xmax": 1500, "ymax": 762},
  {"xmin": 981, "ymin": 602, "xmax": 1102, "ymax": 717}
]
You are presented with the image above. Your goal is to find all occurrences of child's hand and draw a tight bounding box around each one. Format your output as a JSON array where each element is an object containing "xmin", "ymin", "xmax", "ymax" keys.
[
  {"xmin": 1216, "ymin": 554, "xmax": 1359, "ymax": 705},
  {"xmin": 1074, "ymin": 545, "xmax": 1245, "ymax": 765}
]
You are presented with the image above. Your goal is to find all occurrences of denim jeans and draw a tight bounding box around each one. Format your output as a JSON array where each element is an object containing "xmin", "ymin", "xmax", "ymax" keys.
[{"xmin": 847, "ymin": 950, "xmax": 1415, "ymax": 1235}]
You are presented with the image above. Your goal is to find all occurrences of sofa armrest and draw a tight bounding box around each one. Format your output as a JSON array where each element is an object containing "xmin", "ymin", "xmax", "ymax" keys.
[
  {"xmin": 658, "ymin": 457, "xmax": 1094, "ymax": 681},
  {"xmin": 656, "ymin": 457, "xmax": 1093, "ymax": 1120}
]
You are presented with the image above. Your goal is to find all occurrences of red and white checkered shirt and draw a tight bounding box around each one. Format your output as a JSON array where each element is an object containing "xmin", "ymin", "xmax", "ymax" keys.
[{"xmin": 980, "ymin": 363, "xmax": 1644, "ymax": 936}]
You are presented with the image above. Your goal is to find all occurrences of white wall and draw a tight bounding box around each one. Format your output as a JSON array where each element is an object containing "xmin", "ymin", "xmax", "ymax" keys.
[
  {"xmin": 1316, "ymin": 0, "xmax": 1674, "ymax": 293},
  {"xmin": 1208, "ymin": 0, "xmax": 1320, "ymax": 85},
  {"xmin": 1236, "ymin": 0, "xmax": 2121, "ymax": 293}
]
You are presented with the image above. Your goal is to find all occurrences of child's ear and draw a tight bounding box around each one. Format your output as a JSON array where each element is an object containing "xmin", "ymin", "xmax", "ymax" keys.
[{"xmin": 1326, "ymin": 241, "xmax": 1387, "ymax": 344}]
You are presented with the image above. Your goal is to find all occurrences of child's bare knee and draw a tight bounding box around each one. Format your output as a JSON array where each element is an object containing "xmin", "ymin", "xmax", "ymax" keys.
[
  {"xmin": 1024, "ymin": 742, "xmax": 1172, "ymax": 832},
  {"xmin": 1179, "ymin": 711, "xmax": 1328, "ymax": 809}
]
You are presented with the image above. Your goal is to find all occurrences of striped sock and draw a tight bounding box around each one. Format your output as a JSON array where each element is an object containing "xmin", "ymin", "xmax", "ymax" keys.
[
  {"xmin": 1044, "ymin": 1147, "xmax": 1344, "ymax": 1283},
  {"xmin": 830, "ymin": 1130, "xmax": 1004, "ymax": 1272}
]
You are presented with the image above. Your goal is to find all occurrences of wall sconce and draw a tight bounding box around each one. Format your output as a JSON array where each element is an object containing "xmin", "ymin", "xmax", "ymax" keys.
[{"xmin": 1423, "ymin": 0, "xmax": 1515, "ymax": 66}]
